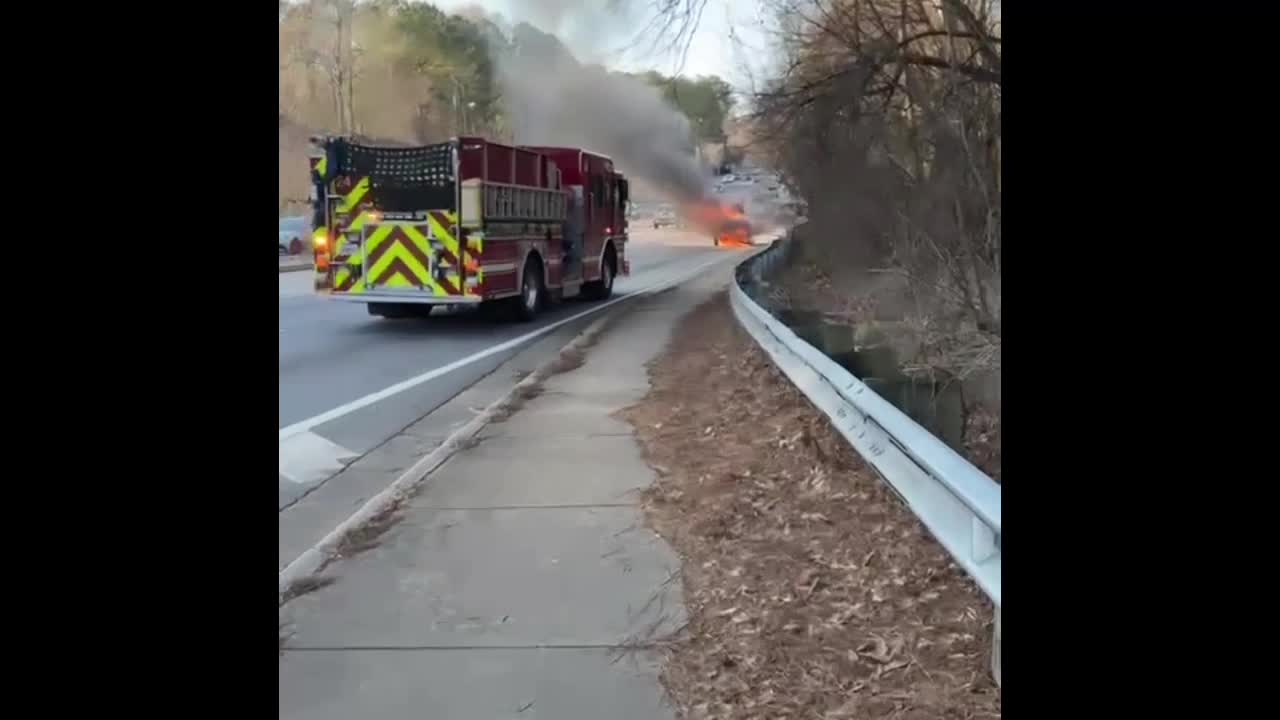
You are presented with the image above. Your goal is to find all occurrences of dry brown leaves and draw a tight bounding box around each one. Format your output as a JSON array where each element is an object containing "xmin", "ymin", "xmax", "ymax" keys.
[{"xmin": 619, "ymin": 293, "xmax": 1000, "ymax": 720}]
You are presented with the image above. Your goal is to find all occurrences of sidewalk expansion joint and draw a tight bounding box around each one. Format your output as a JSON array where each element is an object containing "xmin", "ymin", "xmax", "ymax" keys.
[
  {"xmin": 480, "ymin": 433, "xmax": 635, "ymax": 439},
  {"xmin": 413, "ymin": 503, "xmax": 637, "ymax": 510},
  {"xmin": 283, "ymin": 643, "xmax": 663, "ymax": 652}
]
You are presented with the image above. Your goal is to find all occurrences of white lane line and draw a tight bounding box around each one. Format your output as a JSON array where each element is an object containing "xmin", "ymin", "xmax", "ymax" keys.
[
  {"xmin": 278, "ymin": 252, "xmax": 736, "ymax": 442},
  {"xmin": 279, "ymin": 431, "xmax": 360, "ymax": 485}
]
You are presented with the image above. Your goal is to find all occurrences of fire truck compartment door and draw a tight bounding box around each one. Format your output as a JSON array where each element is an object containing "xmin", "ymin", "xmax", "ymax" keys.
[{"xmin": 563, "ymin": 186, "xmax": 585, "ymax": 281}]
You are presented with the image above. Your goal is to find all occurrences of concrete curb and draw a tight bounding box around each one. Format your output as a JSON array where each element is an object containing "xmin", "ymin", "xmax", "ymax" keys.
[
  {"xmin": 279, "ymin": 262, "xmax": 312, "ymax": 274},
  {"xmin": 278, "ymin": 310, "xmax": 619, "ymax": 603}
]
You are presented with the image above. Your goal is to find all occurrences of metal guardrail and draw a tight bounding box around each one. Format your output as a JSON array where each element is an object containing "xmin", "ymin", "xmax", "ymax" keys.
[{"xmin": 730, "ymin": 236, "xmax": 1002, "ymax": 609}]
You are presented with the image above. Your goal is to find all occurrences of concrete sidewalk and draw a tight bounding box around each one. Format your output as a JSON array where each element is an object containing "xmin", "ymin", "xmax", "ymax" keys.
[{"xmin": 279, "ymin": 261, "xmax": 740, "ymax": 719}]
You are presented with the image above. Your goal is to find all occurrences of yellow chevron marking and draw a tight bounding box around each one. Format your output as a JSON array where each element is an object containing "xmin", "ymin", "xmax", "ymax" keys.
[
  {"xmin": 338, "ymin": 177, "xmax": 369, "ymax": 214},
  {"xmin": 426, "ymin": 213, "xmax": 460, "ymax": 262},
  {"xmin": 333, "ymin": 211, "xmax": 374, "ymax": 258},
  {"xmin": 364, "ymin": 225, "xmax": 448, "ymax": 296},
  {"xmin": 335, "ymin": 266, "xmax": 353, "ymax": 291},
  {"xmin": 402, "ymin": 223, "xmax": 431, "ymax": 249},
  {"xmin": 333, "ymin": 175, "xmax": 369, "ymax": 254},
  {"xmin": 463, "ymin": 230, "xmax": 484, "ymax": 295}
]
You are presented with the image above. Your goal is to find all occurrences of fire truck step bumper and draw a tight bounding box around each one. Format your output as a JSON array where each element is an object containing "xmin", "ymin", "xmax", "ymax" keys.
[{"xmin": 326, "ymin": 293, "xmax": 483, "ymax": 305}]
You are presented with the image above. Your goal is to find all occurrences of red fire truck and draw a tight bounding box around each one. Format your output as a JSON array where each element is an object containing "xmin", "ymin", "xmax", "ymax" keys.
[{"xmin": 308, "ymin": 135, "xmax": 630, "ymax": 320}]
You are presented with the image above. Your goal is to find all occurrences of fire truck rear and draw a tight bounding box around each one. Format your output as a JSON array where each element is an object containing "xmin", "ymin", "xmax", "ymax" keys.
[{"xmin": 308, "ymin": 135, "xmax": 630, "ymax": 320}]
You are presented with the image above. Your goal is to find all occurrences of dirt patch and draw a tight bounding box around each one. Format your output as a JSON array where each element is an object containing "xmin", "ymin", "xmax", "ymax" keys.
[
  {"xmin": 549, "ymin": 345, "xmax": 590, "ymax": 375},
  {"xmin": 489, "ymin": 313, "xmax": 615, "ymax": 424},
  {"xmin": 487, "ymin": 350, "xmax": 577, "ymax": 424},
  {"xmin": 619, "ymin": 293, "xmax": 999, "ymax": 719},
  {"xmin": 335, "ymin": 504, "xmax": 404, "ymax": 559}
]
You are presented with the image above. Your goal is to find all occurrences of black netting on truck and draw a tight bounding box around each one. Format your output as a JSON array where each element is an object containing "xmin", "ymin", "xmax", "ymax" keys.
[{"xmin": 340, "ymin": 141, "xmax": 456, "ymax": 211}]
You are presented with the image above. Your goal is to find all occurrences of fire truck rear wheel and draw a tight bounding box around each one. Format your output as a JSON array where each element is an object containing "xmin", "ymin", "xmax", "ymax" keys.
[
  {"xmin": 512, "ymin": 256, "xmax": 544, "ymax": 322},
  {"xmin": 582, "ymin": 246, "xmax": 615, "ymax": 300}
]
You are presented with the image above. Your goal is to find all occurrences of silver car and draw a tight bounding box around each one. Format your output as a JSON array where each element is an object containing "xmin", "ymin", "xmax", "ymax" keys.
[{"xmin": 279, "ymin": 216, "xmax": 308, "ymax": 256}]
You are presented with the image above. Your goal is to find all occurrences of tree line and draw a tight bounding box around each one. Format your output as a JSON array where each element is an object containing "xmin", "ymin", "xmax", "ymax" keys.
[{"xmin": 278, "ymin": 0, "xmax": 734, "ymax": 146}]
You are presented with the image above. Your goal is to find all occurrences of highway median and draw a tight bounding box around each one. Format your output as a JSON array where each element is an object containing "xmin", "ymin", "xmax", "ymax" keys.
[{"xmin": 279, "ymin": 257, "xmax": 311, "ymax": 273}]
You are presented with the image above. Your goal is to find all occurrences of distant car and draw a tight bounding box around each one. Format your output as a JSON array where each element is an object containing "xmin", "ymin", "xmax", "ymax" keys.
[
  {"xmin": 653, "ymin": 207, "xmax": 677, "ymax": 229},
  {"xmin": 279, "ymin": 216, "xmax": 308, "ymax": 255}
]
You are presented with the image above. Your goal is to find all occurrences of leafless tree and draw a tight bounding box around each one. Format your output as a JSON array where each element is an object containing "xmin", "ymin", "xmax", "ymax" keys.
[
  {"xmin": 280, "ymin": 0, "xmax": 362, "ymax": 133},
  {"xmin": 651, "ymin": 0, "xmax": 1001, "ymax": 377}
]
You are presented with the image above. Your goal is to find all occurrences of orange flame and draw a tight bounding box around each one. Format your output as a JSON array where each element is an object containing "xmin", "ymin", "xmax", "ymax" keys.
[{"xmin": 682, "ymin": 199, "xmax": 753, "ymax": 248}]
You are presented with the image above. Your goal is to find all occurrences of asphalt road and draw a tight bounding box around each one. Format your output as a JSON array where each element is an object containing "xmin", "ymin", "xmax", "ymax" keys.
[{"xmin": 278, "ymin": 229, "xmax": 737, "ymax": 509}]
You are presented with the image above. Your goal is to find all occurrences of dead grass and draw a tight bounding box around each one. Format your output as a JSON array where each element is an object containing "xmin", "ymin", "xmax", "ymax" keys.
[
  {"xmin": 490, "ymin": 315, "xmax": 612, "ymax": 424},
  {"xmin": 335, "ymin": 505, "xmax": 404, "ymax": 559},
  {"xmin": 619, "ymin": 292, "xmax": 1000, "ymax": 719},
  {"xmin": 550, "ymin": 345, "xmax": 589, "ymax": 374}
]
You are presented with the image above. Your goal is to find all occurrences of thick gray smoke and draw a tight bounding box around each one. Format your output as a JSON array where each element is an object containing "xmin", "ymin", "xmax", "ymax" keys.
[
  {"xmin": 505, "ymin": 0, "xmax": 632, "ymax": 59},
  {"xmin": 501, "ymin": 61, "xmax": 708, "ymax": 199},
  {"xmin": 492, "ymin": 11, "xmax": 711, "ymax": 201}
]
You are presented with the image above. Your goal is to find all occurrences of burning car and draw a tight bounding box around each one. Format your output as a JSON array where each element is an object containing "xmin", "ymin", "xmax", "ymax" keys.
[
  {"xmin": 716, "ymin": 202, "xmax": 753, "ymax": 247},
  {"xmin": 686, "ymin": 200, "xmax": 753, "ymax": 248}
]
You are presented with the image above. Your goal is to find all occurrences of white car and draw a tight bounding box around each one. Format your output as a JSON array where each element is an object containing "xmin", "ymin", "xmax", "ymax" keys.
[
  {"xmin": 279, "ymin": 216, "xmax": 308, "ymax": 256},
  {"xmin": 652, "ymin": 208, "xmax": 677, "ymax": 229}
]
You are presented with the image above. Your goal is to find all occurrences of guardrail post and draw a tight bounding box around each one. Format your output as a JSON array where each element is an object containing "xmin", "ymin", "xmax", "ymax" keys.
[{"xmin": 992, "ymin": 608, "xmax": 1001, "ymax": 689}]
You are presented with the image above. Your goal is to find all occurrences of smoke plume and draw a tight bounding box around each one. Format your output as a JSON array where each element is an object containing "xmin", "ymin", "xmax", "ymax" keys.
[{"xmin": 491, "ymin": 8, "xmax": 711, "ymax": 201}]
